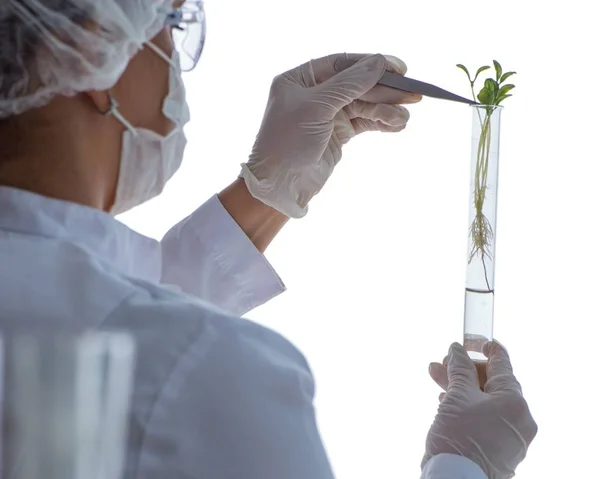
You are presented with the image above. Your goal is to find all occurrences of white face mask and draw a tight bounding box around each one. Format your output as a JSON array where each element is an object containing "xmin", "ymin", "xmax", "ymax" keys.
[{"xmin": 107, "ymin": 43, "xmax": 190, "ymax": 215}]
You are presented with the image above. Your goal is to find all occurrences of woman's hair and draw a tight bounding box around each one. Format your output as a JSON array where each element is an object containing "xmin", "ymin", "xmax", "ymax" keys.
[
  {"xmin": 0, "ymin": 0, "xmax": 169, "ymax": 119},
  {"xmin": 0, "ymin": 2, "xmax": 89, "ymax": 101}
]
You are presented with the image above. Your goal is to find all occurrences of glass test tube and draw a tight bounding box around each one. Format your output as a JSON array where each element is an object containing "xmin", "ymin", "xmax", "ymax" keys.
[
  {"xmin": 0, "ymin": 331, "xmax": 136, "ymax": 479},
  {"xmin": 463, "ymin": 104, "xmax": 502, "ymax": 360}
]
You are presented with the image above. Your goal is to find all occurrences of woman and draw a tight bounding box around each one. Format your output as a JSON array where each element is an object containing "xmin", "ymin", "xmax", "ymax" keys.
[{"xmin": 0, "ymin": 1, "xmax": 535, "ymax": 478}]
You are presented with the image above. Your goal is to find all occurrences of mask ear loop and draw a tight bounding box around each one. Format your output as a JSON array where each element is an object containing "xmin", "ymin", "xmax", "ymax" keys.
[
  {"xmin": 145, "ymin": 41, "xmax": 176, "ymax": 67},
  {"xmin": 97, "ymin": 94, "xmax": 138, "ymax": 136},
  {"xmin": 97, "ymin": 44, "xmax": 176, "ymax": 135}
]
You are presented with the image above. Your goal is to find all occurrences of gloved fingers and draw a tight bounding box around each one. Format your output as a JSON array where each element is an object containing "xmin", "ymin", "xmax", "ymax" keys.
[
  {"xmin": 288, "ymin": 53, "xmax": 420, "ymax": 105},
  {"xmin": 344, "ymin": 54, "xmax": 421, "ymax": 105},
  {"xmin": 351, "ymin": 118, "xmax": 406, "ymax": 135},
  {"xmin": 351, "ymin": 53, "xmax": 407, "ymax": 76},
  {"xmin": 331, "ymin": 117, "xmax": 356, "ymax": 149},
  {"xmin": 483, "ymin": 340, "xmax": 523, "ymax": 395},
  {"xmin": 520, "ymin": 402, "xmax": 539, "ymax": 444},
  {"xmin": 318, "ymin": 53, "xmax": 419, "ymax": 105},
  {"xmin": 446, "ymin": 342, "xmax": 480, "ymax": 392},
  {"xmin": 329, "ymin": 115, "xmax": 405, "ymax": 148},
  {"xmin": 428, "ymin": 362, "xmax": 449, "ymax": 391},
  {"xmin": 382, "ymin": 54, "xmax": 408, "ymax": 75},
  {"xmin": 344, "ymin": 100, "xmax": 409, "ymax": 136},
  {"xmin": 313, "ymin": 53, "xmax": 408, "ymax": 84},
  {"xmin": 314, "ymin": 54, "xmax": 388, "ymax": 114},
  {"xmin": 344, "ymin": 100, "xmax": 410, "ymax": 127},
  {"xmin": 359, "ymin": 85, "xmax": 422, "ymax": 105}
]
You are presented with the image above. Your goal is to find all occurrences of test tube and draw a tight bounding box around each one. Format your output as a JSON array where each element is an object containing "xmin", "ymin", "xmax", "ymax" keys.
[
  {"xmin": 463, "ymin": 104, "xmax": 502, "ymax": 361},
  {"xmin": 0, "ymin": 331, "xmax": 136, "ymax": 479}
]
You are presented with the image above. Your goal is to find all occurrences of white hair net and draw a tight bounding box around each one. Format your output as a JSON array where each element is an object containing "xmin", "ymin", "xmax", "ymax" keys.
[{"xmin": 0, "ymin": 0, "xmax": 172, "ymax": 119}]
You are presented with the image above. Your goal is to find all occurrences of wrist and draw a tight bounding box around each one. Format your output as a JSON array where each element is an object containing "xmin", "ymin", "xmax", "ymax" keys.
[
  {"xmin": 239, "ymin": 164, "xmax": 309, "ymax": 219},
  {"xmin": 422, "ymin": 454, "xmax": 488, "ymax": 479},
  {"xmin": 218, "ymin": 178, "xmax": 289, "ymax": 253}
]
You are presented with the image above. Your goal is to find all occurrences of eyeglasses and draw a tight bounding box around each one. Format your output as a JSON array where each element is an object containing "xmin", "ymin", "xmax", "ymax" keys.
[{"xmin": 165, "ymin": 0, "xmax": 206, "ymax": 72}]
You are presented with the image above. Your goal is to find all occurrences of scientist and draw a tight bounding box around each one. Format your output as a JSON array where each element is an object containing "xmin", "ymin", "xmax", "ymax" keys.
[{"xmin": 0, "ymin": 1, "xmax": 536, "ymax": 478}]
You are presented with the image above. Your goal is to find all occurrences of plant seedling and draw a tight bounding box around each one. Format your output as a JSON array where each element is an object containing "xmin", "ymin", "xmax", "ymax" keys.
[{"xmin": 457, "ymin": 60, "xmax": 516, "ymax": 290}]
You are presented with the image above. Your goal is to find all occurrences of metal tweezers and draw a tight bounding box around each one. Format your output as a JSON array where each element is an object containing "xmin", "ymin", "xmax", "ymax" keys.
[{"xmin": 334, "ymin": 58, "xmax": 478, "ymax": 105}]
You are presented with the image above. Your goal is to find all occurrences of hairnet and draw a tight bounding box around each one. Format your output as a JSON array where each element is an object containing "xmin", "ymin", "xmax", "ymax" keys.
[{"xmin": 0, "ymin": 0, "xmax": 172, "ymax": 119}]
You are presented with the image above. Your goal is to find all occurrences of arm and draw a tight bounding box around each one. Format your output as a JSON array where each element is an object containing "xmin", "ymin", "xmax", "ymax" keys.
[
  {"xmin": 421, "ymin": 454, "xmax": 487, "ymax": 479},
  {"xmin": 159, "ymin": 191, "xmax": 286, "ymax": 316},
  {"xmin": 159, "ymin": 52, "xmax": 414, "ymax": 312},
  {"xmin": 217, "ymin": 178, "xmax": 289, "ymax": 254}
]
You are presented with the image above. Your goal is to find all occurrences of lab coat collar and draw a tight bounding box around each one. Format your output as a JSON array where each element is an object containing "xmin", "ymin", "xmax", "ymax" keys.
[{"xmin": 0, "ymin": 186, "xmax": 162, "ymax": 283}]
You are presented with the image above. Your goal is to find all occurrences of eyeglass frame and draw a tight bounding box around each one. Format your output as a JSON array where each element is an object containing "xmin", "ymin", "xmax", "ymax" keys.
[{"xmin": 164, "ymin": 0, "xmax": 206, "ymax": 72}]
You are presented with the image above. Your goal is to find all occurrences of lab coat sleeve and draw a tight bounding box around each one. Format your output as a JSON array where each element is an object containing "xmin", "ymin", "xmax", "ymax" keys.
[
  {"xmin": 421, "ymin": 454, "xmax": 488, "ymax": 479},
  {"xmin": 160, "ymin": 194, "xmax": 286, "ymax": 316}
]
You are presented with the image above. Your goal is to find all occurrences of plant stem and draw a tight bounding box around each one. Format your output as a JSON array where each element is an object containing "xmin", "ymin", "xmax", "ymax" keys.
[
  {"xmin": 469, "ymin": 108, "xmax": 494, "ymax": 292},
  {"xmin": 471, "ymin": 84, "xmax": 484, "ymax": 128}
]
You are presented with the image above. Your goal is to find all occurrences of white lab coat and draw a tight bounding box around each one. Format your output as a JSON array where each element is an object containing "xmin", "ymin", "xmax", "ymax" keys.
[{"xmin": 0, "ymin": 186, "xmax": 485, "ymax": 479}]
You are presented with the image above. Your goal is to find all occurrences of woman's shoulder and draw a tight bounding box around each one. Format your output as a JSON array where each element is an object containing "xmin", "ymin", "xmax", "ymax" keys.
[{"xmin": 109, "ymin": 285, "xmax": 320, "ymax": 479}]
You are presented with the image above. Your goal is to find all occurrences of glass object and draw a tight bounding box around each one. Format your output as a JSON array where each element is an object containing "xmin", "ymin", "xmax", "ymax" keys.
[
  {"xmin": 0, "ymin": 331, "xmax": 136, "ymax": 479},
  {"xmin": 463, "ymin": 104, "xmax": 502, "ymax": 361},
  {"xmin": 165, "ymin": 0, "xmax": 207, "ymax": 72}
]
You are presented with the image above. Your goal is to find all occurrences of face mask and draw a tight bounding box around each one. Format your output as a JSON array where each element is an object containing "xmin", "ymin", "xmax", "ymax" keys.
[{"xmin": 107, "ymin": 44, "xmax": 191, "ymax": 215}]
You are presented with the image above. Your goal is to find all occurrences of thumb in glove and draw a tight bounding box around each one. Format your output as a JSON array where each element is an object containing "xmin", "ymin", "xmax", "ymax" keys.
[
  {"xmin": 314, "ymin": 54, "xmax": 387, "ymax": 117},
  {"xmin": 446, "ymin": 342, "xmax": 480, "ymax": 397}
]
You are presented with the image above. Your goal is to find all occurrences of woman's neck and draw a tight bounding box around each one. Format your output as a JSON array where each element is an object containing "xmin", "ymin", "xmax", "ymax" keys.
[{"xmin": 0, "ymin": 102, "xmax": 121, "ymax": 212}]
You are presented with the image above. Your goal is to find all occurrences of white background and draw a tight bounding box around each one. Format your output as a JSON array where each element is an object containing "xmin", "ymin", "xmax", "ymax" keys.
[{"xmin": 121, "ymin": 0, "xmax": 600, "ymax": 477}]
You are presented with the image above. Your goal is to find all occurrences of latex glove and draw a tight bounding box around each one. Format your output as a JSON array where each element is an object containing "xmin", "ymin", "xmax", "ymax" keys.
[
  {"xmin": 240, "ymin": 53, "xmax": 421, "ymax": 218},
  {"xmin": 423, "ymin": 342, "xmax": 538, "ymax": 479}
]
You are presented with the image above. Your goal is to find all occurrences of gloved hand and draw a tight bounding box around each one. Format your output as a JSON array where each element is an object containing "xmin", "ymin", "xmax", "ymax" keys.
[
  {"xmin": 240, "ymin": 53, "xmax": 421, "ymax": 218},
  {"xmin": 423, "ymin": 342, "xmax": 538, "ymax": 479}
]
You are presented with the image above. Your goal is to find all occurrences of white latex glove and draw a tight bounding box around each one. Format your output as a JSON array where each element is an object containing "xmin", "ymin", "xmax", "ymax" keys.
[
  {"xmin": 423, "ymin": 342, "xmax": 538, "ymax": 479},
  {"xmin": 240, "ymin": 53, "xmax": 421, "ymax": 218}
]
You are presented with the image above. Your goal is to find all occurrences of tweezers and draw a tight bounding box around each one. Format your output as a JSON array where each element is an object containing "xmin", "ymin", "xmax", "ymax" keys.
[{"xmin": 334, "ymin": 58, "xmax": 479, "ymax": 105}]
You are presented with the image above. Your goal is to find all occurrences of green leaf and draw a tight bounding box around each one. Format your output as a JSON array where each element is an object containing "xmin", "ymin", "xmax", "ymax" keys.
[
  {"xmin": 477, "ymin": 88, "xmax": 493, "ymax": 105},
  {"xmin": 496, "ymin": 94, "xmax": 513, "ymax": 104},
  {"xmin": 498, "ymin": 84, "xmax": 515, "ymax": 96},
  {"xmin": 456, "ymin": 64, "xmax": 472, "ymax": 81},
  {"xmin": 493, "ymin": 60, "xmax": 502, "ymax": 81},
  {"xmin": 500, "ymin": 71, "xmax": 516, "ymax": 83},
  {"xmin": 474, "ymin": 65, "xmax": 491, "ymax": 82},
  {"xmin": 484, "ymin": 78, "xmax": 499, "ymax": 96}
]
